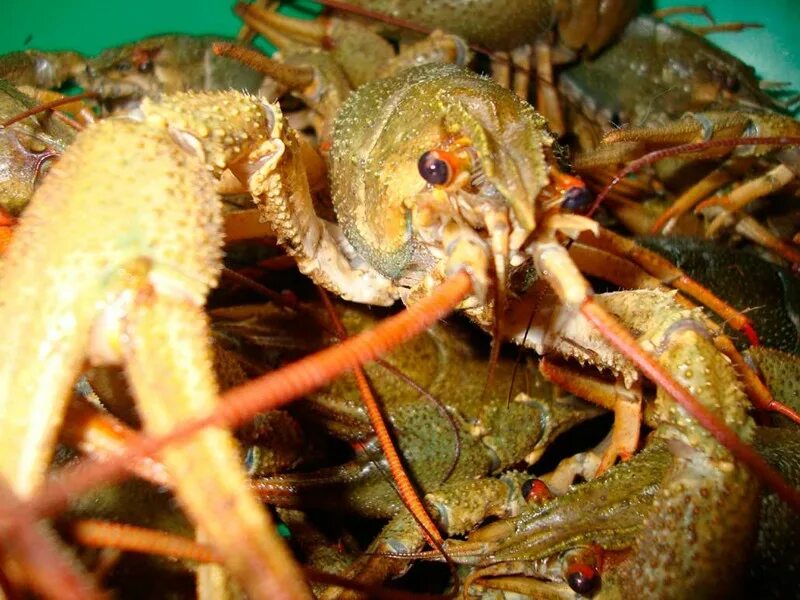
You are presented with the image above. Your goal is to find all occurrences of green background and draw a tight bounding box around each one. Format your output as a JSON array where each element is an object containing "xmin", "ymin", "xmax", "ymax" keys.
[{"xmin": 3, "ymin": 0, "xmax": 798, "ymax": 89}]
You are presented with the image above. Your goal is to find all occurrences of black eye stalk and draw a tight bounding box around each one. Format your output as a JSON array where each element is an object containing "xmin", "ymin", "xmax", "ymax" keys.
[{"xmin": 418, "ymin": 150, "xmax": 454, "ymax": 186}]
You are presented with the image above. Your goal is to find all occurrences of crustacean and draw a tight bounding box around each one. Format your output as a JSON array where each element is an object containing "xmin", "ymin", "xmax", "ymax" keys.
[
  {"xmin": 0, "ymin": 90, "xmax": 314, "ymax": 599},
  {"xmin": 441, "ymin": 349, "xmax": 800, "ymax": 600},
  {"xmin": 557, "ymin": 14, "xmax": 786, "ymax": 150},
  {"xmin": 292, "ymin": 290, "xmax": 760, "ymax": 598},
  {"xmin": 133, "ymin": 50, "xmax": 800, "ymax": 589},
  {"xmin": 0, "ymin": 27, "xmax": 468, "ymax": 576},
  {"xmin": 0, "ymin": 79, "xmax": 77, "ymax": 252},
  {"xmin": 32, "ymin": 295, "xmax": 800, "ymax": 599},
  {"xmin": 0, "ymin": 34, "xmax": 296, "ymax": 251},
  {"xmin": 235, "ymin": 0, "xmax": 640, "ymax": 132},
  {"xmin": 326, "ymin": 290, "xmax": 762, "ymax": 598},
  {"xmin": 78, "ymin": 35, "xmax": 273, "ymax": 112},
  {"xmin": 0, "ymin": 34, "xmax": 288, "ymax": 247},
  {"xmin": 219, "ymin": 302, "xmax": 602, "ymax": 516},
  {"xmin": 435, "ymin": 428, "xmax": 799, "ymax": 600},
  {"xmin": 2, "ymin": 29, "xmax": 800, "ymax": 598},
  {"xmin": 245, "ymin": 58, "xmax": 798, "ymax": 480},
  {"xmin": 0, "ymin": 35, "xmax": 271, "ymax": 114},
  {"xmin": 51, "ymin": 298, "xmax": 600, "ymax": 594},
  {"xmin": 559, "ymin": 15, "xmax": 800, "ymax": 266},
  {"xmin": 0, "ymin": 48, "xmax": 86, "ymax": 93}
]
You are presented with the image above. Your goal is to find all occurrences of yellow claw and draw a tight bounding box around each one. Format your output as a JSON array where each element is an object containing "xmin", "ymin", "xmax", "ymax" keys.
[{"xmin": 0, "ymin": 91, "xmax": 311, "ymax": 599}]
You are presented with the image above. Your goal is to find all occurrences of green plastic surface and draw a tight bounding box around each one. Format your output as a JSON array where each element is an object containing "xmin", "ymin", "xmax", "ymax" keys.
[{"xmin": 2, "ymin": 0, "xmax": 798, "ymax": 88}]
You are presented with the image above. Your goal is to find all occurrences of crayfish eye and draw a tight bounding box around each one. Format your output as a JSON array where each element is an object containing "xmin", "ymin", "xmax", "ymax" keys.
[
  {"xmin": 565, "ymin": 562, "xmax": 599, "ymax": 595},
  {"xmin": 521, "ymin": 478, "xmax": 553, "ymax": 503},
  {"xmin": 137, "ymin": 59, "xmax": 153, "ymax": 74},
  {"xmin": 562, "ymin": 186, "xmax": 593, "ymax": 214},
  {"xmin": 418, "ymin": 150, "xmax": 454, "ymax": 186}
]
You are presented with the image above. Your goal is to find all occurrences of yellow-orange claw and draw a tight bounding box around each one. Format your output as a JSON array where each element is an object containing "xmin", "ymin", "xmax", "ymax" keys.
[
  {"xmin": 0, "ymin": 90, "xmax": 314, "ymax": 599},
  {"xmin": 122, "ymin": 285, "xmax": 312, "ymax": 600}
]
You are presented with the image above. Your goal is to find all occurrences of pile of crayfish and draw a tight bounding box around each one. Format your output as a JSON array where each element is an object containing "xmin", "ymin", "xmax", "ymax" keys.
[{"xmin": 0, "ymin": 1, "xmax": 799, "ymax": 598}]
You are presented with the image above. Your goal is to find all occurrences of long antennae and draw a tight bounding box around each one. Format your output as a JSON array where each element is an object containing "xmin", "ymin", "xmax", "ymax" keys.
[
  {"xmin": 315, "ymin": 286, "xmax": 445, "ymax": 548},
  {"xmin": 25, "ymin": 272, "xmax": 472, "ymax": 519},
  {"xmin": 1, "ymin": 91, "xmax": 96, "ymax": 129}
]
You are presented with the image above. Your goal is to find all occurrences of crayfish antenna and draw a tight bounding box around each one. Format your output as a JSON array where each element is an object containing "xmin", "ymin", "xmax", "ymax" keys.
[
  {"xmin": 1, "ymin": 90, "xmax": 96, "ymax": 130},
  {"xmin": 24, "ymin": 272, "xmax": 473, "ymax": 519},
  {"xmin": 212, "ymin": 42, "xmax": 315, "ymax": 90},
  {"xmin": 316, "ymin": 286, "xmax": 445, "ymax": 549}
]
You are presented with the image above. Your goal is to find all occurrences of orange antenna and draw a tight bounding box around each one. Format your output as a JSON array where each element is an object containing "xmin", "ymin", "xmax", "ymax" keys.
[
  {"xmin": 1, "ymin": 91, "xmax": 96, "ymax": 129},
  {"xmin": 26, "ymin": 272, "xmax": 473, "ymax": 518}
]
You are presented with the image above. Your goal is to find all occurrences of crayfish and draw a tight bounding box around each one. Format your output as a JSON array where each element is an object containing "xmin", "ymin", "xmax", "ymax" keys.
[{"xmin": 0, "ymin": 6, "xmax": 799, "ymax": 598}]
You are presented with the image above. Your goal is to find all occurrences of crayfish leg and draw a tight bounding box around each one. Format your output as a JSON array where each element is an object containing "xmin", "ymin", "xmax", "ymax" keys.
[
  {"xmin": 578, "ymin": 226, "xmax": 761, "ymax": 345},
  {"xmin": 123, "ymin": 293, "xmax": 312, "ymax": 600},
  {"xmin": 236, "ymin": 0, "xmax": 270, "ymax": 43},
  {"xmin": 531, "ymin": 241, "xmax": 800, "ymax": 510},
  {"xmin": 734, "ymin": 215, "xmax": 800, "ymax": 267},
  {"xmin": 698, "ymin": 163, "xmax": 796, "ymax": 234},
  {"xmin": 650, "ymin": 157, "xmax": 754, "ymax": 233},
  {"xmin": 539, "ymin": 358, "xmax": 641, "ymax": 474},
  {"xmin": 533, "ymin": 41, "xmax": 565, "ymax": 136}
]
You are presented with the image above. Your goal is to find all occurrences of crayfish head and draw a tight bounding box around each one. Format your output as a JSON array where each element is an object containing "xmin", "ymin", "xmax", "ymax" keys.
[
  {"xmin": 83, "ymin": 38, "xmax": 170, "ymax": 111},
  {"xmin": 331, "ymin": 64, "xmax": 569, "ymax": 310}
]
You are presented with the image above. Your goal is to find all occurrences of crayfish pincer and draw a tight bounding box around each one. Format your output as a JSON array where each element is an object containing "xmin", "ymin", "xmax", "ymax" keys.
[{"xmin": 0, "ymin": 91, "xmax": 311, "ymax": 599}]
